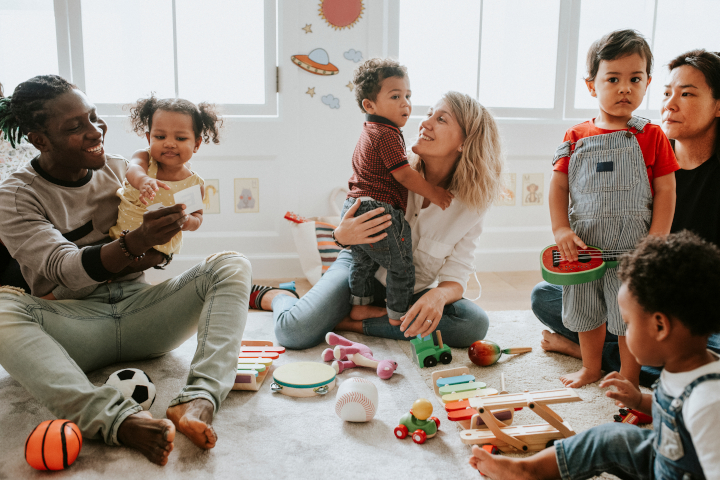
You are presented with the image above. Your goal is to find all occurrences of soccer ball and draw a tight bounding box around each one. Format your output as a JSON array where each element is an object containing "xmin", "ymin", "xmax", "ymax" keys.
[{"xmin": 105, "ymin": 368, "xmax": 156, "ymax": 410}]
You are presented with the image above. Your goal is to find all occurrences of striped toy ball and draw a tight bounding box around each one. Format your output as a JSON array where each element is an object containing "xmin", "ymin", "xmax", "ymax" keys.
[{"xmin": 25, "ymin": 420, "xmax": 82, "ymax": 471}]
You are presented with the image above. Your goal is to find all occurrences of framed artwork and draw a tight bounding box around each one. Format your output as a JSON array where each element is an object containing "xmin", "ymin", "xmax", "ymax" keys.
[
  {"xmin": 234, "ymin": 178, "xmax": 259, "ymax": 213},
  {"xmin": 522, "ymin": 173, "xmax": 544, "ymax": 206},
  {"xmin": 495, "ymin": 173, "xmax": 516, "ymax": 206},
  {"xmin": 203, "ymin": 179, "xmax": 220, "ymax": 214}
]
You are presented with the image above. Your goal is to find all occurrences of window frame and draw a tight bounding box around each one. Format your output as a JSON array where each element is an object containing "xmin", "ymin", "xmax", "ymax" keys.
[
  {"xmin": 52, "ymin": 0, "xmax": 277, "ymax": 116},
  {"xmin": 388, "ymin": 0, "xmax": 672, "ymax": 121}
]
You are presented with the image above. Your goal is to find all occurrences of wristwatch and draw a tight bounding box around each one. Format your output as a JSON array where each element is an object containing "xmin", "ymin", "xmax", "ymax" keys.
[{"xmin": 331, "ymin": 229, "xmax": 348, "ymax": 249}]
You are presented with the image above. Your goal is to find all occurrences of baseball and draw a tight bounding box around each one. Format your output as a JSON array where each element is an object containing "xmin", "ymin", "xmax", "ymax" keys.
[{"xmin": 334, "ymin": 378, "xmax": 379, "ymax": 422}]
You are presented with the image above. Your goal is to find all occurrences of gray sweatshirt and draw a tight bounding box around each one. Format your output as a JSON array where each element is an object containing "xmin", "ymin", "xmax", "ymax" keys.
[{"xmin": 0, "ymin": 154, "xmax": 143, "ymax": 298}]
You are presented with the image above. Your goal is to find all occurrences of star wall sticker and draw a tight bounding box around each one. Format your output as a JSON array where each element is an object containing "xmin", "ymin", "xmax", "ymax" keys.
[
  {"xmin": 306, "ymin": 87, "xmax": 316, "ymax": 98},
  {"xmin": 346, "ymin": 81, "xmax": 354, "ymax": 91},
  {"xmin": 302, "ymin": 24, "xmax": 312, "ymax": 34}
]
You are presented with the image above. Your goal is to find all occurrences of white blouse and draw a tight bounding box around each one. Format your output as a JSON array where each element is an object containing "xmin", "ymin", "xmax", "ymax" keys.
[{"xmin": 376, "ymin": 191, "xmax": 486, "ymax": 294}]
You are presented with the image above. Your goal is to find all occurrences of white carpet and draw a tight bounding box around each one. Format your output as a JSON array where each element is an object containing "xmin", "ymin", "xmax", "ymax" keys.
[{"xmin": 0, "ymin": 310, "xmax": 646, "ymax": 479}]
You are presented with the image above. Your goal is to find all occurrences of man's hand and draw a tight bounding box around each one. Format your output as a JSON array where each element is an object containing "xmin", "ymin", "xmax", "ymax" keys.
[
  {"xmin": 553, "ymin": 226, "xmax": 587, "ymax": 263},
  {"xmin": 124, "ymin": 204, "xmax": 189, "ymax": 256}
]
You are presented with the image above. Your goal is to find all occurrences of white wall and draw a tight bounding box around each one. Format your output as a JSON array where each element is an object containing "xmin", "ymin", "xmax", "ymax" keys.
[{"xmin": 100, "ymin": 1, "xmax": 584, "ymax": 283}]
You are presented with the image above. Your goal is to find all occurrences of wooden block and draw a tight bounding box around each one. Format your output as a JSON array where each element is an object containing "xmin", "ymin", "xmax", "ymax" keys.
[
  {"xmin": 442, "ymin": 388, "xmax": 498, "ymax": 404},
  {"xmin": 448, "ymin": 408, "xmax": 513, "ymax": 423},
  {"xmin": 239, "ymin": 352, "xmax": 279, "ymax": 359},
  {"xmin": 439, "ymin": 381, "xmax": 486, "ymax": 395},
  {"xmin": 468, "ymin": 388, "xmax": 582, "ymax": 410},
  {"xmin": 241, "ymin": 345, "xmax": 286, "ymax": 354},
  {"xmin": 241, "ymin": 340, "xmax": 274, "ymax": 347},
  {"xmin": 237, "ymin": 357, "xmax": 273, "ymax": 366},
  {"xmin": 459, "ymin": 422, "xmax": 575, "ymax": 452},
  {"xmin": 436, "ymin": 374, "xmax": 476, "ymax": 388}
]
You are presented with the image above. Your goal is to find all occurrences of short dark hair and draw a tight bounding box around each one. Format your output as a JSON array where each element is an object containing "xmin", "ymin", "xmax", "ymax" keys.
[
  {"xmin": 127, "ymin": 95, "xmax": 223, "ymax": 144},
  {"xmin": 353, "ymin": 58, "xmax": 407, "ymax": 113},
  {"xmin": 586, "ymin": 29, "xmax": 653, "ymax": 82},
  {"xmin": 0, "ymin": 75, "xmax": 76, "ymax": 147},
  {"xmin": 618, "ymin": 231, "xmax": 720, "ymax": 336},
  {"xmin": 667, "ymin": 49, "xmax": 720, "ymax": 161}
]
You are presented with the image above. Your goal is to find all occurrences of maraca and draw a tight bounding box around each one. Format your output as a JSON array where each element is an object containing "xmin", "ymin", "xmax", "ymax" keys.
[{"xmin": 468, "ymin": 340, "xmax": 532, "ymax": 366}]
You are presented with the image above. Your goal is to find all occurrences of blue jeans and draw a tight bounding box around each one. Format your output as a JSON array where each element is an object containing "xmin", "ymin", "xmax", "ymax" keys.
[
  {"xmin": 341, "ymin": 198, "xmax": 414, "ymax": 320},
  {"xmin": 555, "ymin": 422, "xmax": 655, "ymax": 479},
  {"xmin": 0, "ymin": 253, "xmax": 252, "ymax": 445},
  {"xmin": 273, "ymin": 250, "xmax": 489, "ymax": 349},
  {"xmin": 531, "ymin": 281, "xmax": 720, "ymax": 387}
]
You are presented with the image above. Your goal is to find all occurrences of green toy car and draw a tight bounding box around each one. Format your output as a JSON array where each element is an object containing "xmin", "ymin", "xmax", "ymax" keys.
[
  {"xmin": 410, "ymin": 330, "xmax": 452, "ymax": 368},
  {"xmin": 394, "ymin": 399, "xmax": 440, "ymax": 444}
]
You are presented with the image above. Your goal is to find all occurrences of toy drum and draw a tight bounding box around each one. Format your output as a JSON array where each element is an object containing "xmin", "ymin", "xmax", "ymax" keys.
[{"xmin": 271, "ymin": 362, "xmax": 337, "ymax": 397}]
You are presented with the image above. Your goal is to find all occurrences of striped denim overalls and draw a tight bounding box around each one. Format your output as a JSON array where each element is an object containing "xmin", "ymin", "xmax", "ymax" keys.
[
  {"xmin": 651, "ymin": 374, "xmax": 720, "ymax": 479},
  {"xmin": 553, "ymin": 116, "xmax": 653, "ymax": 335}
]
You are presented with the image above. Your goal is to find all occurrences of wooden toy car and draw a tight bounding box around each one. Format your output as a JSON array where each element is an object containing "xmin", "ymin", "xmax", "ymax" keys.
[
  {"xmin": 410, "ymin": 330, "xmax": 452, "ymax": 368},
  {"xmin": 394, "ymin": 399, "xmax": 440, "ymax": 444}
]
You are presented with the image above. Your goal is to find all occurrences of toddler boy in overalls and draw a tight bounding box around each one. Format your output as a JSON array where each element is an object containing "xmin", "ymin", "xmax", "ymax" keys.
[
  {"xmin": 469, "ymin": 232, "xmax": 720, "ymax": 479},
  {"xmin": 338, "ymin": 58, "xmax": 453, "ymax": 323},
  {"xmin": 549, "ymin": 29, "xmax": 678, "ymax": 388}
]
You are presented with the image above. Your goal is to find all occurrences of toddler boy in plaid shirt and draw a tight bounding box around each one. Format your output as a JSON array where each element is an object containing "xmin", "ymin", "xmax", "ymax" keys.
[{"xmin": 339, "ymin": 58, "xmax": 453, "ymax": 323}]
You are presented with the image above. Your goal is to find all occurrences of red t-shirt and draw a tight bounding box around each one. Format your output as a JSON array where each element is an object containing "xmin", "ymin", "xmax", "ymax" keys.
[{"xmin": 553, "ymin": 120, "xmax": 679, "ymax": 195}]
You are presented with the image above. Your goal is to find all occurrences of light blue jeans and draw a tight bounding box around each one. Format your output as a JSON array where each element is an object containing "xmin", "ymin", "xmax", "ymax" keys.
[
  {"xmin": 555, "ymin": 422, "xmax": 655, "ymax": 479},
  {"xmin": 0, "ymin": 253, "xmax": 252, "ymax": 446},
  {"xmin": 273, "ymin": 250, "xmax": 489, "ymax": 349}
]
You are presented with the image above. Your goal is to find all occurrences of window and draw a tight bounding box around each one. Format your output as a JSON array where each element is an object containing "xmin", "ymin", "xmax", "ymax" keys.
[
  {"xmin": 394, "ymin": 0, "xmax": 720, "ymax": 120},
  {"xmin": 2, "ymin": 0, "xmax": 276, "ymax": 115},
  {"xmin": 0, "ymin": 0, "xmax": 59, "ymax": 95}
]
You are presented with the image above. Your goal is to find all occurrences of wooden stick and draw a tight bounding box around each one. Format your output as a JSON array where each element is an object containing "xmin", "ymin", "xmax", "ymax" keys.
[
  {"xmin": 500, "ymin": 373, "xmax": 507, "ymax": 395},
  {"xmin": 436, "ymin": 330, "xmax": 444, "ymax": 349},
  {"xmin": 504, "ymin": 347, "xmax": 532, "ymax": 354}
]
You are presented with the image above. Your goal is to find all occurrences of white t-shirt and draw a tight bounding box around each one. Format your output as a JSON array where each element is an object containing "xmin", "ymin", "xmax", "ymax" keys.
[{"xmin": 659, "ymin": 351, "xmax": 720, "ymax": 478}]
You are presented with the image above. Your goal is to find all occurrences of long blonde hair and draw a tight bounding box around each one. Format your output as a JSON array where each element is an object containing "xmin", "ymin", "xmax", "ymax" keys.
[{"xmin": 408, "ymin": 91, "xmax": 504, "ymax": 212}]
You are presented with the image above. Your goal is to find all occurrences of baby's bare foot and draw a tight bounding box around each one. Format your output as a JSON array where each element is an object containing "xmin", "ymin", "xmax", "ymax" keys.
[
  {"xmin": 560, "ymin": 367, "xmax": 602, "ymax": 388},
  {"xmin": 166, "ymin": 399, "xmax": 217, "ymax": 449},
  {"xmin": 469, "ymin": 445, "xmax": 532, "ymax": 479},
  {"xmin": 541, "ymin": 330, "xmax": 581, "ymax": 359},
  {"xmin": 349, "ymin": 305, "xmax": 387, "ymax": 321},
  {"xmin": 117, "ymin": 411, "xmax": 175, "ymax": 466}
]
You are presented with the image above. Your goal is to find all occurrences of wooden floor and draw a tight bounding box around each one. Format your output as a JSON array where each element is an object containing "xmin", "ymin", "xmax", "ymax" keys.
[{"xmin": 255, "ymin": 270, "xmax": 542, "ymax": 311}]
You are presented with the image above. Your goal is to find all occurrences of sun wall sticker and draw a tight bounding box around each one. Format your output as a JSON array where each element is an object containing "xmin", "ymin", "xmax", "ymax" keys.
[{"xmin": 319, "ymin": 0, "xmax": 364, "ymax": 30}]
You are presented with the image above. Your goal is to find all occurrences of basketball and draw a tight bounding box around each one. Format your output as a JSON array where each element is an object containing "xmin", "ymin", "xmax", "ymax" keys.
[
  {"xmin": 25, "ymin": 420, "xmax": 82, "ymax": 471},
  {"xmin": 334, "ymin": 378, "xmax": 378, "ymax": 422}
]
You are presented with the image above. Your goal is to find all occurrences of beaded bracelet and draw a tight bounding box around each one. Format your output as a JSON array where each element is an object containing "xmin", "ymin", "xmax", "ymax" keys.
[
  {"xmin": 331, "ymin": 229, "xmax": 348, "ymax": 249},
  {"xmin": 118, "ymin": 229, "xmax": 145, "ymax": 262}
]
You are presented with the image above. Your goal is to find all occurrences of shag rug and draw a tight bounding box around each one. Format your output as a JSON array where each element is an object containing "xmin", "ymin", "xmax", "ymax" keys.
[{"xmin": 0, "ymin": 310, "xmax": 645, "ymax": 479}]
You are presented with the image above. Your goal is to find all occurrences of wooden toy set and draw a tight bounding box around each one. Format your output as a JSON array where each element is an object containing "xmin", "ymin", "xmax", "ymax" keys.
[
  {"xmin": 459, "ymin": 387, "xmax": 583, "ymax": 452},
  {"xmin": 233, "ymin": 340, "xmax": 286, "ymax": 391},
  {"xmin": 431, "ymin": 367, "xmax": 509, "ymax": 429},
  {"xmin": 410, "ymin": 330, "xmax": 452, "ymax": 368}
]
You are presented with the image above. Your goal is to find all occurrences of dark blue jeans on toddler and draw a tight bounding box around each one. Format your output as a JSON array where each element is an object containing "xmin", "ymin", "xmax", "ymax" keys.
[{"xmin": 340, "ymin": 197, "xmax": 414, "ymax": 320}]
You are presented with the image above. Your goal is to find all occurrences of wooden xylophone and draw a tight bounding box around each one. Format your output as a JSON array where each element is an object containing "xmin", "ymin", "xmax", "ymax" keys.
[{"xmin": 233, "ymin": 340, "xmax": 286, "ymax": 391}]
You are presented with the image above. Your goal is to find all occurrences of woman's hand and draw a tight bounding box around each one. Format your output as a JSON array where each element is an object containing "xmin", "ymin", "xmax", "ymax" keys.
[
  {"xmin": 333, "ymin": 198, "xmax": 392, "ymax": 246},
  {"xmin": 399, "ymin": 288, "xmax": 447, "ymax": 338}
]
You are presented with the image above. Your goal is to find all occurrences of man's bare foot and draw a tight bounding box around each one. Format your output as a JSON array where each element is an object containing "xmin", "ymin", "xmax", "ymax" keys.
[
  {"xmin": 560, "ymin": 366, "xmax": 602, "ymax": 388},
  {"xmin": 541, "ymin": 330, "xmax": 581, "ymax": 359},
  {"xmin": 117, "ymin": 411, "xmax": 175, "ymax": 466},
  {"xmin": 260, "ymin": 289, "xmax": 295, "ymax": 311},
  {"xmin": 166, "ymin": 399, "xmax": 217, "ymax": 449},
  {"xmin": 349, "ymin": 305, "xmax": 386, "ymax": 321}
]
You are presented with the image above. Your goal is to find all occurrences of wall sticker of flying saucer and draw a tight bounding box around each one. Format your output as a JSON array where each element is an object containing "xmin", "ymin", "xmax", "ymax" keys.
[
  {"xmin": 319, "ymin": 0, "xmax": 364, "ymax": 30},
  {"xmin": 291, "ymin": 48, "xmax": 339, "ymax": 76}
]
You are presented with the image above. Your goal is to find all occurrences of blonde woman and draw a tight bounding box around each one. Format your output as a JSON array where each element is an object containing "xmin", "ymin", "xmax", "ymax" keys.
[{"xmin": 264, "ymin": 92, "xmax": 505, "ymax": 348}]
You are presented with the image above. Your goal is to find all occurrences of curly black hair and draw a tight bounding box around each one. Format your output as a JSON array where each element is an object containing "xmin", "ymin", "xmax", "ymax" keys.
[
  {"xmin": 127, "ymin": 95, "xmax": 223, "ymax": 144},
  {"xmin": 618, "ymin": 231, "xmax": 720, "ymax": 336},
  {"xmin": 352, "ymin": 58, "xmax": 408, "ymax": 113},
  {"xmin": 0, "ymin": 75, "xmax": 76, "ymax": 148}
]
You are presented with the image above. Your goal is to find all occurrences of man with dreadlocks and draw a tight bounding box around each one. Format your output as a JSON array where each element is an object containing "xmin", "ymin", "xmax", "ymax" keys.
[{"xmin": 0, "ymin": 75, "xmax": 252, "ymax": 465}]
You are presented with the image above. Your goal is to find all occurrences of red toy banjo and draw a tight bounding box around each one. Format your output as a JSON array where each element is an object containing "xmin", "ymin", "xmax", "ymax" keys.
[{"xmin": 540, "ymin": 245, "xmax": 632, "ymax": 286}]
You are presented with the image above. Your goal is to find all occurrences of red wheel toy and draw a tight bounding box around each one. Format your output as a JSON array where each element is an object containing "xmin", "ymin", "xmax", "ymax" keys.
[
  {"xmin": 431, "ymin": 416, "xmax": 440, "ymax": 428},
  {"xmin": 394, "ymin": 424, "xmax": 409, "ymax": 439},
  {"xmin": 412, "ymin": 429, "xmax": 427, "ymax": 444}
]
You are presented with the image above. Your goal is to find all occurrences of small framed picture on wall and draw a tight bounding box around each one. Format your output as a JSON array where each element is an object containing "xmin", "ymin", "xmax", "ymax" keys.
[{"xmin": 234, "ymin": 178, "xmax": 259, "ymax": 213}]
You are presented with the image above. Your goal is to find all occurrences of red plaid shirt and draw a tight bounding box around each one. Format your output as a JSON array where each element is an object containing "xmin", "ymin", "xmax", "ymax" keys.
[{"xmin": 347, "ymin": 114, "xmax": 410, "ymax": 211}]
